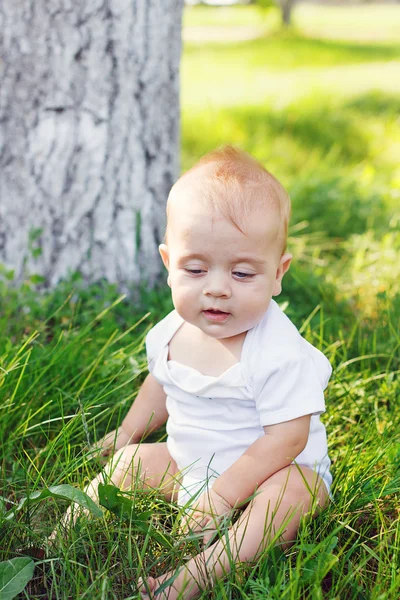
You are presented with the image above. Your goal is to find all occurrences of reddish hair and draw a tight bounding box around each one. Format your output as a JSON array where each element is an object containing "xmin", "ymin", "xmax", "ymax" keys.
[{"xmin": 167, "ymin": 146, "xmax": 291, "ymax": 253}]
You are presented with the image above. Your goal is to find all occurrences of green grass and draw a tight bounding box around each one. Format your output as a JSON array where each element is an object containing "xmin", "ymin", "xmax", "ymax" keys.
[
  {"xmin": 182, "ymin": 5, "xmax": 400, "ymax": 111},
  {"xmin": 182, "ymin": 35, "xmax": 400, "ymax": 110},
  {"xmin": 1, "ymin": 4, "xmax": 400, "ymax": 599}
]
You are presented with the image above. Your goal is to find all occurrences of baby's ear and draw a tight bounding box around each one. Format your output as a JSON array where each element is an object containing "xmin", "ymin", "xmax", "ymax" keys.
[
  {"xmin": 159, "ymin": 244, "xmax": 170, "ymax": 271},
  {"xmin": 159, "ymin": 244, "xmax": 171, "ymax": 286},
  {"xmin": 273, "ymin": 253, "xmax": 292, "ymax": 296}
]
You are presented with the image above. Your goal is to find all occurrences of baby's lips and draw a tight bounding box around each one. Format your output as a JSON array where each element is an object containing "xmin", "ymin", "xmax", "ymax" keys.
[{"xmin": 202, "ymin": 309, "xmax": 231, "ymax": 322}]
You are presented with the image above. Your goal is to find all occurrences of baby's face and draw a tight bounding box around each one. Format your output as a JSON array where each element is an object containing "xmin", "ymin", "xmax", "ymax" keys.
[{"xmin": 160, "ymin": 195, "xmax": 291, "ymax": 342}]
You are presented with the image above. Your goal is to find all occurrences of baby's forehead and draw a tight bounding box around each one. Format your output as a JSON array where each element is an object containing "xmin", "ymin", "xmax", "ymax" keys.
[
  {"xmin": 169, "ymin": 161, "xmax": 282, "ymax": 210},
  {"xmin": 168, "ymin": 178, "xmax": 280, "ymax": 226},
  {"xmin": 168, "ymin": 200, "xmax": 281, "ymax": 246},
  {"xmin": 166, "ymin": 152, "xmax": 289, "ymax": 252}
]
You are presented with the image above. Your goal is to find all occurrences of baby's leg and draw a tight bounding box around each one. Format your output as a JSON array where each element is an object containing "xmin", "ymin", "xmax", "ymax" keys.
[
  {"xmin": 141, "ymin": 466, "xmax": 328, "ymax": 600},
  {"xmin": 86, "ymin": 442, "xmax": 179, "ymax": 503},
  {"xmin": 56, "ymin": 442, "xmax": 178, "ymax": 535}
]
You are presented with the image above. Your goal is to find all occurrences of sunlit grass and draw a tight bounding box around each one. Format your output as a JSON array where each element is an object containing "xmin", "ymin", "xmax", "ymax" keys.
[
  {"xmin": 183, "ymin": 3, "xmax": 400, "ymax": 42},
  {"xmin": 182, "ymin": 42, "xmax": 400, "ymax": 111},
  {"xmin": 296, "ymin": 3, "xmax": 400, "ymax": 42},
  {"xmin": 182, "ymin": 5, "xmax": 400, "ymax": 111},
  {"xmin": 183, "ymin": 4, "xmax": 270, "ymax": 28},
  {"xmin": 1, "ymin": 286, "xmax": 398, "ymax": 597},
  {"xmin": 181, "ymin": 5, "xmax": 400, "ymax": 325}
]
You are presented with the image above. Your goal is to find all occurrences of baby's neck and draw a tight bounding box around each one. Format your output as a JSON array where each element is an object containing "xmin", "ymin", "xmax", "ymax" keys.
[{"xmin": 168, "ymin": 322, "xmax": 247, "ymax": 377}]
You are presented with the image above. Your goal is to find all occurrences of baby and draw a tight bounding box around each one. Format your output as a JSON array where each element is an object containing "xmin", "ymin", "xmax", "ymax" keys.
[{"xmin": 86, "ymin": 147, "xmax": 332, "ymax": 598}]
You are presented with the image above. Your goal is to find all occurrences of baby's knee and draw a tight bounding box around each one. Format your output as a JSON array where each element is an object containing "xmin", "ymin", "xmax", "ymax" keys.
[
  {"xmin": 103, "ymin": 442, "xmax": 176, "ymax": 496},
  {"xmin": 105, "ymin": 444, "xmax": 141, "ymax": 479},
  {"xmin": 107, "ymin": 443, "xmax": 159, "ymax": 478},
  {"xmin": 255, "ymin": 467, "xmax": 325, "ymax": 514}
]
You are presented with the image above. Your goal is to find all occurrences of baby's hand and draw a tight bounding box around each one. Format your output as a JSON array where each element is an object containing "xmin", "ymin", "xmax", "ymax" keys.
[
  {"xmin": 91, "ymin": 427, "xmax": 131, "ymax": 460},
  {"xmin": 180, "ymin": 488, "xmax": 233, "ymax": 545}
]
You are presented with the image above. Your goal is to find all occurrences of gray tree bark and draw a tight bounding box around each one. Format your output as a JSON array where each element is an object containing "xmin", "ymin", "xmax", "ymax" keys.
[{"xmin": 0, "ymin": 0, "xmax": 183, "ymax": 290}]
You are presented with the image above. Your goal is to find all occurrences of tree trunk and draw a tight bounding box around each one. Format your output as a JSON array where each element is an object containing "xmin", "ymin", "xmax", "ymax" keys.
[
  {"xmin": 280, "ymin": 0, "xmax": 295, "ymax": 27},
  {"xmin": 0, "ymin": 0, "xmax": 184, "ymax": 290}
]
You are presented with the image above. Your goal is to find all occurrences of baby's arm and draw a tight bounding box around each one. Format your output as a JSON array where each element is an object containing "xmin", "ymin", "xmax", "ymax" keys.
[
  {"xmin": 181, "ymin": 416, "xmax": 311, "ymax": 542},
  {"xmin": 97, "ymin": 373, "xmax": 168, "ymax": 454},
  {"xmin": 212, "ymin": 415, "xmax": 311, "ymax": 507}
]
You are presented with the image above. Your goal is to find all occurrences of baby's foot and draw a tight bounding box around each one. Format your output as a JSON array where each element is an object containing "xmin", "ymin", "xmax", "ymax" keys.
[{"xmin": 139, "ymin": 569, "xmax": 200, "ymax": 600}]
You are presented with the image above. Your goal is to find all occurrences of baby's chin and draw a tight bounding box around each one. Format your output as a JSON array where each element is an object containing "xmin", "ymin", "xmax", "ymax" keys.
[{"xmin": 189, "ymin": 319, "xmax": 251, "ymax": 342}]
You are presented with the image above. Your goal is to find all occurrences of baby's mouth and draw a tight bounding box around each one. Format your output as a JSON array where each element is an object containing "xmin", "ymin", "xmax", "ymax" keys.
[{"xmin": 203, "ymin": 309, "xmax": 230, "ymax": 322}]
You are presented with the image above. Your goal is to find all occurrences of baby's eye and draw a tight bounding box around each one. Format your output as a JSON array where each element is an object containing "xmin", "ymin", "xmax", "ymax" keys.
[
  {"xmin": 233, "ymin": 271, "xmax": 255, "ymax": 280},
  {"xmin": 185, "ymin": 268, "xmax": 205, "ymax": 275}
]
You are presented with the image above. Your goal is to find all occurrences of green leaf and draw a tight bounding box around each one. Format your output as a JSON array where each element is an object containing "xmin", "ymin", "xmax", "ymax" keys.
[
  {"xmin": 10, "ymin": 484, "xmax": 103, "ymax": 519},
  {"xmin": 98, "ymin": 483, "xmax": 144, "ymax": 521},
  {"xmin": 98, "ymin": 483, "xmax": 154, "ymax": 523},
  {"xmin": 0, "ymin": 557, "xmax": 35, "ymax": 600},
  {"xmin": 98, "ymin": 483, "xmax": 125, "ymax": 512}
]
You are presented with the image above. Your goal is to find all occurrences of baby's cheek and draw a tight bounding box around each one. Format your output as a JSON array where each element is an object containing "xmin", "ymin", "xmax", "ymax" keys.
[
  {"xmin": 171, "ymin": 284, "xmax": 194, "ymax": 314},
  {"xmin": 245, "ymin": 295, "xmax": 272, "ymax": 326}
]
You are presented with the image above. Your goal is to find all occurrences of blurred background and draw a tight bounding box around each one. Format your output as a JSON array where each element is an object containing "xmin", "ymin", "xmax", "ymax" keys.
[{"xmin": 181, "ymin": 0, "xmax": 400, "ymax": 324}]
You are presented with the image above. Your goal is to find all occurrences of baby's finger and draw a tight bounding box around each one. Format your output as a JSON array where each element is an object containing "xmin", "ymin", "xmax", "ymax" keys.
[
  {"xmin": 202, "ymin": 523, "xmax": 218, "ymax": 546},
  {"xmin": 201, "ymin": 514, "xmax": 226, "ymax": 545},
  {"xmin": 138, "ymin": 576, "xmax": 157, "ymax": 599},
  {"xmin": 180, "ymin": 510, "xmax": 205, "ymax": 534}
]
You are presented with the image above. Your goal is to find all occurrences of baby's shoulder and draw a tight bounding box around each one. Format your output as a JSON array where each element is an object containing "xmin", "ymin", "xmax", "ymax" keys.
[
  {"xmin": 250, "ymin": 300, "xmax": 303, "ymax": 354},
  {"xmin": 145, "ymin": 310, "xmax": 183, "ymax": 362},
  {"xmin": 245, "ymin": 300, "xmax": 332, "ymax": 388}
]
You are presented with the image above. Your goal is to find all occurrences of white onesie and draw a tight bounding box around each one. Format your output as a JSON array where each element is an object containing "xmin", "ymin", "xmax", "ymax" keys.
[{"xmin": 146, "ymin": 300, "xmax": 332, "ymax": 506}]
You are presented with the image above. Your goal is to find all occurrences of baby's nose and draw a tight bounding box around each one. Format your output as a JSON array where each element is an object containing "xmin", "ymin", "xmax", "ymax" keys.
[{"xmin": 203, "ymin": 274, "xmax": 231, "ymax": 298}]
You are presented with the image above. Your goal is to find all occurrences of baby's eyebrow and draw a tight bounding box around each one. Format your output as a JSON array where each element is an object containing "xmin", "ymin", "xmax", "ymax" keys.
[
  {"xmin": 178, "ymin": 253, "xmax": 267, "ymax": 267},
  {"xmin": 232, "ymin": 256, "xmax": 266, "ymax": 266},
  {"xmin": 178, "ymin": 253, "xmax": 206, "ymax": 262}
]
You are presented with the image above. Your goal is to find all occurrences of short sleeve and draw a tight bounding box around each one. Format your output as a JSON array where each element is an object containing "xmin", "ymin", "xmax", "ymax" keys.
[
  {"xmin": 254, "ymin": 350, "xmax": 331, "ymax": 426},
  {"xmin": 145, "ymin": 310, "xmax": 184, "ymax": 375},
  {"xmin": 145, "ymin": 326, "xmax": 157, "ymax": 375}
]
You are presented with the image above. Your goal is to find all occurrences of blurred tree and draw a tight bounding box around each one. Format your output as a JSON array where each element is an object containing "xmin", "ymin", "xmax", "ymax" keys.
[
  {"xmin": 0, "ymin": 1, "xmax": 184, "ymax": 291},
  {"xmin": 255, "ymin": 0, "xmax": 296, "ymax": 27}
]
